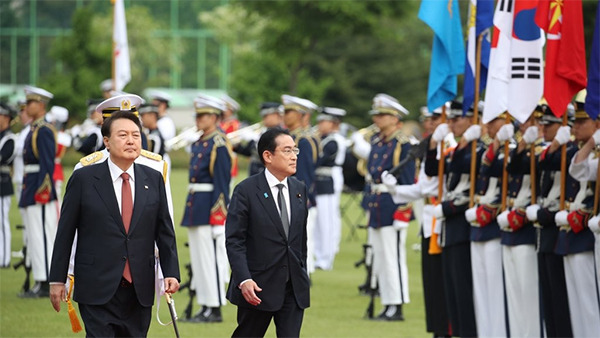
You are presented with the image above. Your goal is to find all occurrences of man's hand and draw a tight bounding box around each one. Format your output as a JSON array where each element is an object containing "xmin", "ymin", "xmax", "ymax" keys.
[
  {"xmin": 50, "ymin": 283, "xmax": 66, "ymax": 312},
  {"xmin": 240, "ymin": 280, "xmax": 262, "ymax": 306},
  {"xmin": 164, "ymin": 277, "xmax": 180, "ymax": 294},
  {"xmin": 211, "ymin": 225, "xmax": 225, "ymax": 239},
  {"xmin": 431, "ymin": 123, "xmax": 449, "ymax": 144},
  {"xmin": 554, "ymin": 126, "xmax": 571, "ymax": 146},
  {"xmin": 522, "ymin": 126, "xmax": 539, "ymax": 145},
  {"xmin": 496, "ymin": 124, "xmax": 514, "ymax": 142},
  {"xmin": 462, "ymin": 125, "xmax": 482, "ymax": 143}
]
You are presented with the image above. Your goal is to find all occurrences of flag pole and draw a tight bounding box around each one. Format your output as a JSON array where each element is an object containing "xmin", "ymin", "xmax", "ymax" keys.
[
  {"xmin": 469, "ymin": 32, "xmax": 485, "ymax": 208},
  {"xmin": 429, "ymin": 106, "xmax": 446, "ymax": 255},
  {"xmin": 559, "ymin": 113, "xmax": 568, "ymax": 210},
  {"xmin": 501, "ymin": 115, "xmax": 511, "ymax": 211},
  {"xmin": 530, "ymin": 142, "xmax": 537, "ymax": 204},
  {"xmin": 594, "ymin": 146, "xmax": 600, "ymax": 215},
  {"xmin": 111, "ymin": 0, "xmax": 116, "ymax": 91}
]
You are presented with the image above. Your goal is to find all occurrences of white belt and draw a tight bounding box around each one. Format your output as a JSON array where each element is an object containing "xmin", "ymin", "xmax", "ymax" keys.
[
  {"xmin": 188, "ymin": 183, "xmax": 214, "ymax": 192},
  {"xmin": 370, "ymin": 184, "xmax": 390, "ymax": 194},
  {"xmin": 24, "ymin": 164, "xmax": 40, "ymax": 173},
  {"xmin": 0, "ymin": 166, "xmax": 9, "ymax": 174},
  {"xmin": 315, "ymin": 167, "xmax": 333, "ymax": 177}
]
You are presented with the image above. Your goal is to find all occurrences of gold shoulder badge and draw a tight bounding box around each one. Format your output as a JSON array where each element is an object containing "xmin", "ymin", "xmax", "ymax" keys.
[
  {"xmin": 140, "ymin": 149, "xmax": 162, "ymax": 161},
  {"xmin": 213, "ymin": 134, "xmax": 226, "ymax": 147},
  {"xmin": 79, "ymin": 151, "xmax": 104, "ymax": 166}
]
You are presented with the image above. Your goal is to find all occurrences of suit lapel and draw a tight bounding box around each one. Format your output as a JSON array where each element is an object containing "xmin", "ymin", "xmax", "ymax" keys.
[
  {"xmin": 93, "ymin": 162, "xmax": 125, "ymax": 233},
  {"xmin": 129, "ymin": 164, "xmax": 148, "ymax": 234},
  {"xmin": 255, "ymin": 174, "xmax": 287, "ymax": 240}
]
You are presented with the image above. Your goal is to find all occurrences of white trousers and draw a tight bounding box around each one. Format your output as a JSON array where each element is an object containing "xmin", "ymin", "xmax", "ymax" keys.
[
  {"xmin": 371, "ymin": 226, "xmax": 409, "ymax": 305},
  {"xmin": 306, "ymin": 207, "xmax": 317, "ymax": 275},
  {"xmin": 23, "ymin": 201, "xmax": 58, "ymax": 281},
  {"xmin": 0, "ymin": 196, "xmax": 11, "ymax": 266},
  {"xmin": 314, "ymin": 193, "xmax": 342, "ymax": 270},
  {"xmin": 564, "ymin": 251, "xmax": 600, "ymax": 338},
  {"xmin": 471, "ymin": 239, "xmax": 506, "ymax": 337},
  {"xmin": 187, "ymin": 226, "xmax": 228, "ymax": 307},
  {"xmin": 502, "ymin": 244, "xmax": 541, "ymax": 337}
]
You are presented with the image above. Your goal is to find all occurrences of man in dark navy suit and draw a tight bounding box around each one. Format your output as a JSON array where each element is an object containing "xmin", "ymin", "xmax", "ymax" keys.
[
  {"xmin": 48, "ymin": 111, "xmax": 180, "ymax": 337},
  {"xmin": 226, "ymin": 128, "xmax": 310, "ymax": 337}
]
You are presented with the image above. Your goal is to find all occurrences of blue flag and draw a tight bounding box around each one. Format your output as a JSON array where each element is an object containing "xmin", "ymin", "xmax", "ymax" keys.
[
  {"xmin": 586, "ymin": 1, "xmax": 600, "ymax": 120},
  {"xmin": 419, "ymin": 0, "xmax": 466, "ymax": 112},
  {"xmin": 463, "ymin": 0, "xmax": 494, "ymax": 114}
]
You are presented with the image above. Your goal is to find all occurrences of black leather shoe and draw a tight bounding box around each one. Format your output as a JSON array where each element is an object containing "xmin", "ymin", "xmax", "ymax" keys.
[
  {"xmin": 18, "ymin": 282, "xmax": 49, "ymax": 298},
  {"xmin": 374, "ymin": 305, "xmax": 404, "ymax": 321},
  {"xmin": 197, "ymin": 307, "xmax": 222, "ymax": 323}
]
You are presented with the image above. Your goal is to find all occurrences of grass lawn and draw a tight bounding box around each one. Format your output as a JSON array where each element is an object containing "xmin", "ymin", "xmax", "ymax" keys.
[{"xmin": 0, "ymin": 166, "xmax": 428, "ymax": 337}]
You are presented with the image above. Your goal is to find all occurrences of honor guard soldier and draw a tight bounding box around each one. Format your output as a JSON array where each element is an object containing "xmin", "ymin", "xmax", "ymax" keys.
[
  {"xmin": 381, "ymin": 104, "xmax": 453, "ymax": 335},
  {"xmin": 18, "ymin": 86, "xmax": 58, "ymax": 298},
  {"xmin": 313, "ymin": 107, "xmax": 347, "ymax": 271},
  {"xmin": 463, "ymin": 108, "xmax": 508, "ymax": 337},
  {"xmin": 425, "ymin": 101, "xmax": 479, "ymax": 336},
  {"xmin": 71, "ymin": 99, "xmax": 104, "ymax": 156},
  {"xmin": 220, "ymin": 94, "xmax": 241, "ymax": 180},
  {"xmin": 553, "ymin": 92, "xmax": 600, "ymax": 337},
  {"xmin": 282, "ymin": 94, "xmax": 319, "ymax": 275},
  {"xmin": 525, "ymin": 103, "xmax": 574, "ymax": 337},
  {"xmin": 363, "ymin": 93, "xmax": 415, "ymax": 321},
  {"xmin": 100, "ymin": 79, "xmax": 113, "ymax": 99},
  {"xmin": 495, "ymin": 108, "xmax": 543, "ymax": 337},
  {"xmin": 139, "ymin": 103, "xmax": 165, "ymax": 157},
  {"xmin": 46, "ymin": 106, "xmax": 71, "ymax": 202},
  {"xmin": 149, "ymin": 90, "xmax": 175, "ymax": 174},
  {"xmin": 233, "ymin": 102, "xmax": 283, "ymax": 177},
  {"xmin": 0, "ymin": 103, "xmax": 17, "ymax": 268},
  {"xmin": 182, "ymin": 95, "xmax": 233, "ymax": 323}
]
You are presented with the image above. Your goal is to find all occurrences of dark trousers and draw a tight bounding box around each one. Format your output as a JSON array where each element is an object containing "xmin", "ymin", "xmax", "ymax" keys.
[
  {"xmin": 232, "ymin": 282, "xmax": 304, "ymax": 338},
  {"xmin": 442, "ymin": 242, "xmax": 477, "ymax": 337},
  {"xmin": 78, "ymin": 279, "xmax": 152, "ymax": 337},
  {"xmin": 538, "ymin": 252, "xmax": 573, "ymax": 337},
  {"xmin": 422, "ymin": 236, "xmax": 450, "ymax": 336}
]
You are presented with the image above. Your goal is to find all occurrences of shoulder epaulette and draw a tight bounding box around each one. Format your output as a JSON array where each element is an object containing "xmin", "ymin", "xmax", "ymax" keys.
[
  {"xmin": 79, "ymin": 151, "xmax": 105, "ymax": 166},
  {"xmin": 140, "ymin": 149, "xmax": 162, "ymax": 161},
  {"xmin": 213, "ymin": 133, "xmax": 226, "ymax": 147},
  {"xmin": 390, "ymin": 130, "xmax": 409, "ymax": 144}
]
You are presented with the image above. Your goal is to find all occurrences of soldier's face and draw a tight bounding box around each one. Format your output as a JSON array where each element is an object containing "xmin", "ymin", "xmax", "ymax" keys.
[
  {"xmin": 317, "ymin": 120, "xmax": 334, "ymax": 136},
  {"xmin": 0, "ymin": 115, "xmax": 9, "ymax": 131},
  {"xmin": 372, "ymin": 114, "xmax": 399, "ymax": 130},
  {"xmin": 25, "ymin": 100, "xmax": 45, "ymax": 119},
  {"xmin": 262, "ymin": 113, "xmax": 281, "ymax": 128},
  {"xmin": 104, "ymin": 118, "xmax": 142, "ymax": 165},
  {"xmin": 449, "ymin": 116, "xmax": 470, "ymax": 137},
  {"xmin": 572, "ymin": 118, "xmax": 597, "ymax": 143},
  {"xmin": 141, "ymin": 113, "xmax": 158, "ymax": 129},
  {"xmin": 195, "ymin": 113, "xmax": 217, "ymax": 132},
  {"xmin": 541, "ymin": 122, "xmax": 560, "ymax": 141},
  {"xmin": 283, "ymin": 110, "xmax": 302, "ymax": 129}
]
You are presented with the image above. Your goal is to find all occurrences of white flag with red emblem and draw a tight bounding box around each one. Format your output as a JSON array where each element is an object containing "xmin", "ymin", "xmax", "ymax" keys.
[{"xmin": 113, "ymin": 0, "xmax": 130, "ymax": 92}]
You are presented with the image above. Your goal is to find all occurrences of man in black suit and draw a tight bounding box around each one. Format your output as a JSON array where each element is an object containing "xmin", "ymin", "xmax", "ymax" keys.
[
  {"xmin": 226, "ymin": 128, "xmax": 310, "ymax": 337},
  {"xmin": 49, "ymin": 111, "xmax": 180, "ymax": 337}
]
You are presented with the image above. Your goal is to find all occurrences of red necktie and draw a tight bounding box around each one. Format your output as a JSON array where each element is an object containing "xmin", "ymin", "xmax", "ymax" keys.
[{"xmin": 121, "ymin": 172, "xmax": 133, "ymax": 283}]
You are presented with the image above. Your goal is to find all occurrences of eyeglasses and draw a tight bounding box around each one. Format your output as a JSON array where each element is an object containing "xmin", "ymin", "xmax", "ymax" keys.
[{"xmin": 275, "ymin": 147, "xmax": 300, "ymax": 156}]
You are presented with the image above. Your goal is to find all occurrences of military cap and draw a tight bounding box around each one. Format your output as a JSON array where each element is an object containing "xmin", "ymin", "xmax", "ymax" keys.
[
  {"xmin": 47, "ymin": 106, "xmax": 69, "ymax": 124},
  {"xmin": 573, "ymin": 89, "xmax": 590, "ymax": 119},
  {"xmin": 100, "ymin": 79, "xmax": 113, "ymax": 92},
  {"xmin": 138, "ymin": 103, "xmax": 159, "ymax": 115},
  {"xmin": 148, "ymin": 90, "xmax": 172, "ymax": 104},
  {"xmin": 281, "ymin": 94, "xmax": 318, "ymax": 114},
  {"xmin": 260, "ymin": 102, "xmax": 283, "ymax": 117},
  {"xmin": 317, "ymin": 107, "xmax": 346, "ymax": 122},
  {"xmin": 24, "ymin": 85, "xmax": 53, "ymax": 103},
  {"xmin": 96, "ymin": 94, "xmax": 144, "ymax": 118},
  {"xmin": 447, "ymin": 100, "xmax": 465, "ymax": 118},
  {"xmin": 194, "ymin": 94, "xmax": 226, "ymax": 115},
  {"xmin": 0, "ymin": 102, "xmax": 16, "ymax": 120},
  {"xmin": 369, "ymin": 93, "xmax": 409, "ymax": 117},
  {"xmin": 539, "ymin": 103, "xmax": 574, "ymax": 125},
  {"xmin": 221, "ymin": 94, "xmax": 241, "ymax": 112}
]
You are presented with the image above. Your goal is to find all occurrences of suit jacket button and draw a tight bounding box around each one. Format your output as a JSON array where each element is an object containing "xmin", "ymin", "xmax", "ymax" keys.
[
  {"xmin": 282, "ymin": 265, "xmax": 287, "ymax": 269},
  {"xmin": 122, "ymin": 256, "xmax": 126, "ymax": 261}
]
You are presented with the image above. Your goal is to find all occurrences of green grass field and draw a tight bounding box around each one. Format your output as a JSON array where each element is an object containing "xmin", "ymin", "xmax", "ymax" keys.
[{"xmin": 0, "ymin": 166, "xmax": 428, "ymax": 337}]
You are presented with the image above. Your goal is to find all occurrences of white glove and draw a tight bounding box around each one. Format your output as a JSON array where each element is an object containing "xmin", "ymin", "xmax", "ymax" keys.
[
  {"xmin": 431, "ymin": 123, "xmax": 450, "ymax": 143},
  {"xmin": 392, "ymin": 220, "xmax": 409, "ymax": 231},
  {"xmin": 593, "ymin": 129, "xmax": 600, "ymax": 146},
  {"xmin": 554, "ymin": 126, "xmax": 571, "ymax": 145},
  {"xmin": 497, "ymin": 210, "xmax": 510, "ymax": 230},
  {"xmin": 554, "ymin": 210, "xmax": 569, "ymax": 227},
  {"xmin": 522, "ymin": 126, "xmax": 539, "ymax": 145},
  {"xmin": 381, "ymin": 170, "xmax": 398, "ymax": 191},
  {"xmin": 526, "ymin": 204, "xmax": 540, "ymax": 222},
  {"xmin": 588, "ymin": 215, "xmax": 600, "ymax": 233},
  {"xmin": 433, "ymin": 204, "xmax": 444, "ymax": 220},
  {"xmin": 496, "ymin": 124, "xmax": 515, "ymax": 142},
  {"xmin": 462, "ymin": 125, "xmax": 482, "ymax": 142},
  {"xmin": 211, "ymin": 225, "xmax": 225, "ymax": 239},
  {"xmin": 465, "ymin": 207, "xmax": 477, "ymax": 223}
]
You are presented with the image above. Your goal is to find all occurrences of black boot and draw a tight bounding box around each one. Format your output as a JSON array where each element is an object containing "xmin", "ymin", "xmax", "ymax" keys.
[{"xmin": 376, "ymin": 304, "xmax": 404, "ymax": 321}]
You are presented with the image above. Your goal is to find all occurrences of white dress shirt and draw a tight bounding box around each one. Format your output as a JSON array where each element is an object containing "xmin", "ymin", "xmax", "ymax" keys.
[{"xmin": 264, "ymin": 168, "xmax": 291, "ymax": 224}]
